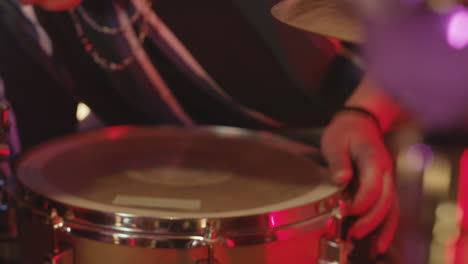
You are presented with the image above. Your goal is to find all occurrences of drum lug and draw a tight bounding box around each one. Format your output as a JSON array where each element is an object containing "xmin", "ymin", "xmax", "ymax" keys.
[
  {"xmin": 43, "ymin": 209, "xmax": 74, "ymax": 264},
  {"xmin": 194, "ymin": 221, "xmax": 221, "ymax": 264},
  {"xmin": 318, "ymin": 236, "xmax": 348, "ymax": 264},
  {"xmin": 318, "ymin": 208, "xmax": 351, "ymax": 264}
]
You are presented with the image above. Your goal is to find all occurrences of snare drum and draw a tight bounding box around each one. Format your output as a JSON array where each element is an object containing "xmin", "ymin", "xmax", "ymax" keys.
[{"xmin": 14, "ymin": 126, "xmax": 347, "ymax": 264}]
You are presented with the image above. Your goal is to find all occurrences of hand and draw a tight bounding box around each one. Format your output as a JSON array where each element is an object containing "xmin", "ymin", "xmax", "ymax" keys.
[{"xmin": 321, "ymin": 110, "xmax": 399, "ymax": 256}]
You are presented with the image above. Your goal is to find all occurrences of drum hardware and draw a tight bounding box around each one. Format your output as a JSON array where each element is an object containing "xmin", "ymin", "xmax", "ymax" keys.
[
  {"xmin": 39, "ymin": 209, "xmax": 225, "ymax": 264},
  {"xmin": 43, "ymin": 209, "xmax": 74, "ymax": 264},
  {"xmin": 193, "ymin": 220, "xmax": 220, "ymax": 264},
  {"xmin": 17, "ymin": 191, "xmax": 345, "ymax": 263},
  {"xmin": 318, "ymin": 207, "xmax": 350, "ymax": 264},
  {"xmin": 17, "ymin": 193, "xmax": 342, "ymax": 244},
  {"xmin": 40, "ymin": 210, "xmax": 225, "ymax": 264}
]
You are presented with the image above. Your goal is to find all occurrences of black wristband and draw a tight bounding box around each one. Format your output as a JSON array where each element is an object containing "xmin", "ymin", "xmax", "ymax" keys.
[{"xmin": 337, "ymin": 106, "xmax": 383, "ymax": 133}]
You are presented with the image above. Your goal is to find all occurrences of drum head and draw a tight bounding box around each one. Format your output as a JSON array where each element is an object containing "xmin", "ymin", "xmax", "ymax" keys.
[{"xmin": 17, "ymin": 126, "xmax": 339, "ymax": 219}]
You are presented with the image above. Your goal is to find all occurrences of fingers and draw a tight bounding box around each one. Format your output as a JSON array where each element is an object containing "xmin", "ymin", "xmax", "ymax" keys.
[
  {"xmin": 376, "ymin": 199, "xmax": 400, "ymax": 254},
  {"xmin": 321, "ymin": 113, "xmax": 399, "ymax": 257},
  {"xmin": 348, "ymin": 172, "xmax": 395, "ymax": 239},
  {"xmin": 321, "ymin": 126, "xmax": 354, "ymax": 184},
  {"xmin": 322, "ymin": 143, "xmax": 354, "ymax": 184},
  {"xmin": 347, "ymin": 141, "xmax": 398, "ymax": 257},
  {"xmin": 350, "ymin": 140, "xmax": 391, "ymax": 215}
]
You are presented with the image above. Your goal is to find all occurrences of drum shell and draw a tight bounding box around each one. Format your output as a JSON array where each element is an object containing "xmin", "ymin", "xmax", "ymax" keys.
[{"xmin": 17, "ymin": 208, "xmax": 331, "ymax": 264}]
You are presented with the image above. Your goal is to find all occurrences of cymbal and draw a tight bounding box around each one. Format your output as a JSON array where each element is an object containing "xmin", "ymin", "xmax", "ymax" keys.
[{"xmin": 271, "ymin": 0, "xmax": 362, "ymax": 43}]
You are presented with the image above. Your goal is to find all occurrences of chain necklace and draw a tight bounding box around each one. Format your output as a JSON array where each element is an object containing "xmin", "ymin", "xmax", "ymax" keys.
[
  {"xmin": 75, "ymin": 3, "xmax": 143, "ymax": 35},
  {"xmin": 69, "ymin": 1, "xmax": 152, "ymax": 72}
]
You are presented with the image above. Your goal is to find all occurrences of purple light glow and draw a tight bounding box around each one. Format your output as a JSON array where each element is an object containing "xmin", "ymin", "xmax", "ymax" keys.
[
  {"xmin": 363, "ymin": 5, "xmax": 468, "ymax": 131},
  {"xmin": 405, "ymin": 144, "xmax": 435, "ymax": 172},
  {"xmin": 447, "ymin": 8, "xmax": 468, "ymax": 50}
]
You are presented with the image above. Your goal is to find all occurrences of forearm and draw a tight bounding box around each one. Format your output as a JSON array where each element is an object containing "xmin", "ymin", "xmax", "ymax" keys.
[{"xmin": 343, "ymin": 74, "xmax": 407, "ymax": 133}]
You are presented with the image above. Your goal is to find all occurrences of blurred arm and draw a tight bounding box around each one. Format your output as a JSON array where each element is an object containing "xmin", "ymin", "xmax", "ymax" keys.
[{"xmin": 343, "ymin": 74, "xmax": 407, "ymax": 132}]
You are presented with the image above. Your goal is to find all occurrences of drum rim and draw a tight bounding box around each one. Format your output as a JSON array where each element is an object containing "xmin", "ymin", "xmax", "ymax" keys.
[{"xmin": 15, "ymin": 125, "xmax": 344, "ymax": 248}]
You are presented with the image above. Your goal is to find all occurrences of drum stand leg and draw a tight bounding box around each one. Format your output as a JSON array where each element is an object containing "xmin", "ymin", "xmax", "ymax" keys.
[{"xmin": 196, "ymin": 245, "xmax": 219, "ymax": 264}]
